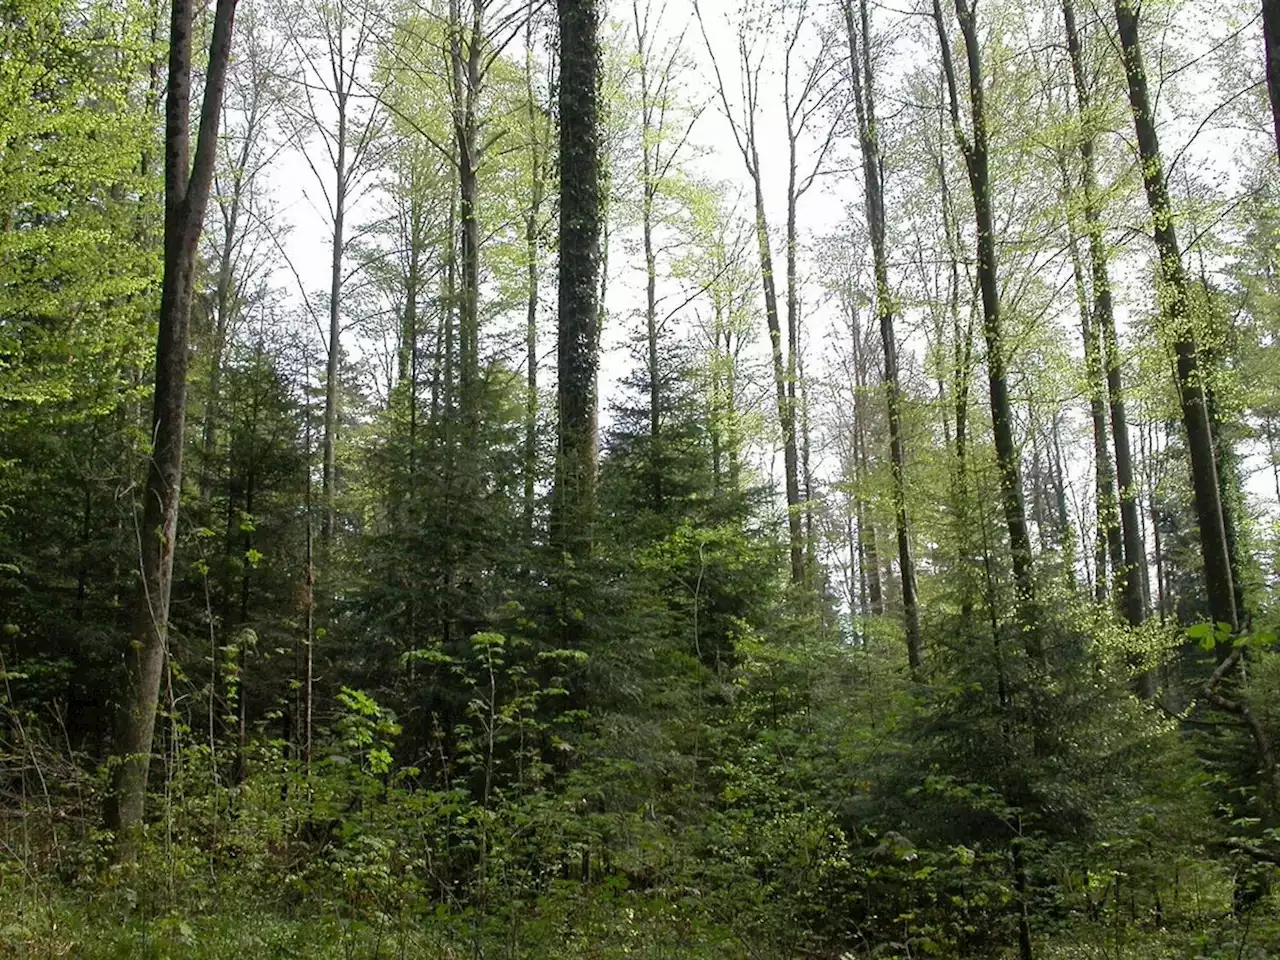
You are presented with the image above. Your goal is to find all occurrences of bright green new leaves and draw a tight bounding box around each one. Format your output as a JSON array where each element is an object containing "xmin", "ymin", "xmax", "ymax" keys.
[{"xmin": 0, "ymin": 0, "xmax": 158, "ymax": 418}]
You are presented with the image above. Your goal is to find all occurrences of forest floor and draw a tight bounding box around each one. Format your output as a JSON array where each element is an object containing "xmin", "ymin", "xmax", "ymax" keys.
[{"xmin": 3, "ymin": 881, "xmax": 1280, "ymax": 960}]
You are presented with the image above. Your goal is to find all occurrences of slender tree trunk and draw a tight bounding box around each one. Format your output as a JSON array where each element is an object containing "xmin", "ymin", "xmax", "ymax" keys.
[
  {"xmin": 1265, "ymin": 0, "xmax": 1280, "ymax": 161},
  {"xmin": 844, "ymin": 0, "xmax": 921, "ymax": 673},
  {"xmin": 553, "ymin": 0, "xmax": 602, "ymax": 560},
  {"xmin": 523, "ymin": 32, "xmax": 544, "ymax": 541},
  {"xmin": 322, "ymin": 105, "xmax": 346, "ymax": 546},
  {"xmin": 641, "ymin": 101, "xmax": 661, "ymax": 510},
  {"xmin": 452, "ymin": 0, "xmax": 483, "ymax": 421},
  {"xmin": 1063, "ymin": 0, "xmax": 1147, "ymax": 626},
  {"xmin": 749, "ymin": 167, "xmax": 804, "ymax": 584},
  {"xmin": 933, "ymin": 0, "xmax": 1039, "ymax": 660},
  {"xmin": 1206, "ymin": 383, "xmax": 1249, "ymax": 622},
  {"xmin": 302, "ymin": 367, "xmax": 315, "ymax": 771},
  {"xmin": 1114, "ymin": 0, "xmax": 1236, "ymax": 632},
  {"xmin": 784, "ymin": 114, "xmax": 805, "ymax": 584},
  {"xmin": 1063, "ymin": 185, "xmax": 1120, "ymax": 600},
  {"xmin": 1050, "ymin": 412, "xmax": 1078, "ymax": 588},
  {"xmin": 850, "ymin": 315, "xmax": 884, "ymax": 616},
  {"xmin": 799, "ymin": 334, "xmax": 817, "ymax": 574},
  {"xmin": 200, "ymin": 179, "xmax": 243, "ymax": 505},
  {"xmin": 235, "ymin": 459, "xmax": 255, "ymax": 784},
  {"xmin": 107, "ymin": 0, "xmax": 239, "ymax": 849},
  {"xmin": 1141, "ymin": 419, "xmax": 1169, "ymax": 620}
]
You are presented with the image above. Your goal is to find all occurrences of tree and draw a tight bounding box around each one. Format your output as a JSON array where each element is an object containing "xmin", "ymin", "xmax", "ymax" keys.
[
  {"xmin": 279, "ymin": 0, "xmax": 386, "ymax": 545},
  {"xmin": 931, "ymin": 0, "xmax": 1038, "ymax": 659},
  {"xmin": 1113, "ymin": 0, "xmax": 1236, "ymax": 633},
  {"xmin": 1060, "ymin": 0, "xmax": 1148, "ymax": 633},
  {"xmin": 695, "ymin": 0, "xmax": 837, "ymax": 586},
  {"xmin": 553, "ymin": 0, "xmax": 603, "ymax": 561},
  {"xmin": 1266, "ymin": 0, "xmax": 1280, "ymax": 160},
  {"xmin": 107, "ymin": 0, "xmax": 239, "ymax": 847},
  {"xmin": 842, "ymin": 0, "xmax": 922, "ymax": 673},
  {"xmin": 630, "ymin": 0, "xmax": 701, "ymax": 514},
  {"xmin": 197, "ymin": 2, "xmax": 288, "ymax": 506}
]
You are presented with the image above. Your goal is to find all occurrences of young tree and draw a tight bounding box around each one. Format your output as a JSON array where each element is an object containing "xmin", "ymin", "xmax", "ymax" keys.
[{"xmin": 107, "ymin": 0, "xmax": 239, "ymax": 847}]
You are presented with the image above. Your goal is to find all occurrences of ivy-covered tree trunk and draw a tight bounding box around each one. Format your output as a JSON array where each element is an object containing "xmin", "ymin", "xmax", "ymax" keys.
[
  {"xmin": 553, "ymin": 0, "xmax": 601, "ymax": 560},
  {"xmin": 1114, "ymin": 0, "xmax": 1236, "ymax": 632},
  {"xmin": 107, "ymin": 0, "xmax": 238, "ymax": 850}
]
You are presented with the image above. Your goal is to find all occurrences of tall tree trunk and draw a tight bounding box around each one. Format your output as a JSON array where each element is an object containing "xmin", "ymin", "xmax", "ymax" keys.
[
  {"xmin": 553, "ymin": 0, "xmax": 602, "ymax": 560},
  {"xmin": 107, "ymin": 0, "xmax": 239, "ymax": 849},
  {"xmin": 638, "ymin": 32, "xmax": 662, "ymax": 511},
  {"xmin": 1062, "ymin": 182, "xmax": 1120, "ymax": 600},
  {"xmin": 1049, "ymin": 411, "xmax": 1078, "ymax": 588},
  {"xmin": 850, "ymin": 310, "xmax": 884, "ymax": 616},
  {"xmin": 844, "ymin": 0, "xmax": 921, "ymax": 673},
  {"xmin": 750, "ymin": 167, "xmax": 804, "ymax": 584},
  {"xmin": 784, "ymin": 115, "xmax": 805, "ymax": 583},
  {"xmin": 1063, "ymin": 0, "xmax": 1147, "ymax": 627},
  {"xmin": 452, "ymin": 0, "xmax": 483, "ymax": 422},
  {"xmin": 1114, "ymin": 0, "xmax": 1236, "ymax": 632},
  {"xmin": 523, "ymin": 31, "xmax": 545, "ymax": 541},
  {"xmin": 695, "ymin": 4, "xmax": 803, "ymax": 582},
  {"xmin": 1265, "ymin": 0, "xmax": 1280, "ymax": 161},
  {"xmin": 199, "ymin": 175, "xmax": 243, "ymax": 505},
  {"xmin": 933, "ymin": 0, "xmax": 1039, "ymax": 661},
  {"xmin": 301, "ymin": 361, "xmax": 315, "ymax": 770},
  {"xmin": 1206, "ymin": 382, "xmax": 1249, "ymax": 622},
  {"xmin": 322, "ymin": 101, "xmax": 346, "ymax": 546}
]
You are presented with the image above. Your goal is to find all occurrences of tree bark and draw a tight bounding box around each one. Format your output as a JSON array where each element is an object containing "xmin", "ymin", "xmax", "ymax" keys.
[
  {"xmin": 1114, "ymin": 0, "xmax": 1237, "ymax": 632},
  {"xmin": 107, "ymin": 0, "xmax": 239, "ymax": 849},
  {"xmin": 553, "ymin": 0, "xmax": 602, "ymax": 560},
  {"xmin": 843, "ymin": 0, "xmax": 922, "ymax": 674}
]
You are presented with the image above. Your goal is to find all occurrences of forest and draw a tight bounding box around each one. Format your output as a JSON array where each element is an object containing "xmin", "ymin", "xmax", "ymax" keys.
[{"xmin": 1, "ymin": 0, "xmax": 1280, "ymax": 955}]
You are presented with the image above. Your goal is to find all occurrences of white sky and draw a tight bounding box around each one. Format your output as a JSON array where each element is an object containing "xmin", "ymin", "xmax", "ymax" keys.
[{"xmin": 239, "ymin": 0, "xmax": 1279, "ymax": 567}]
